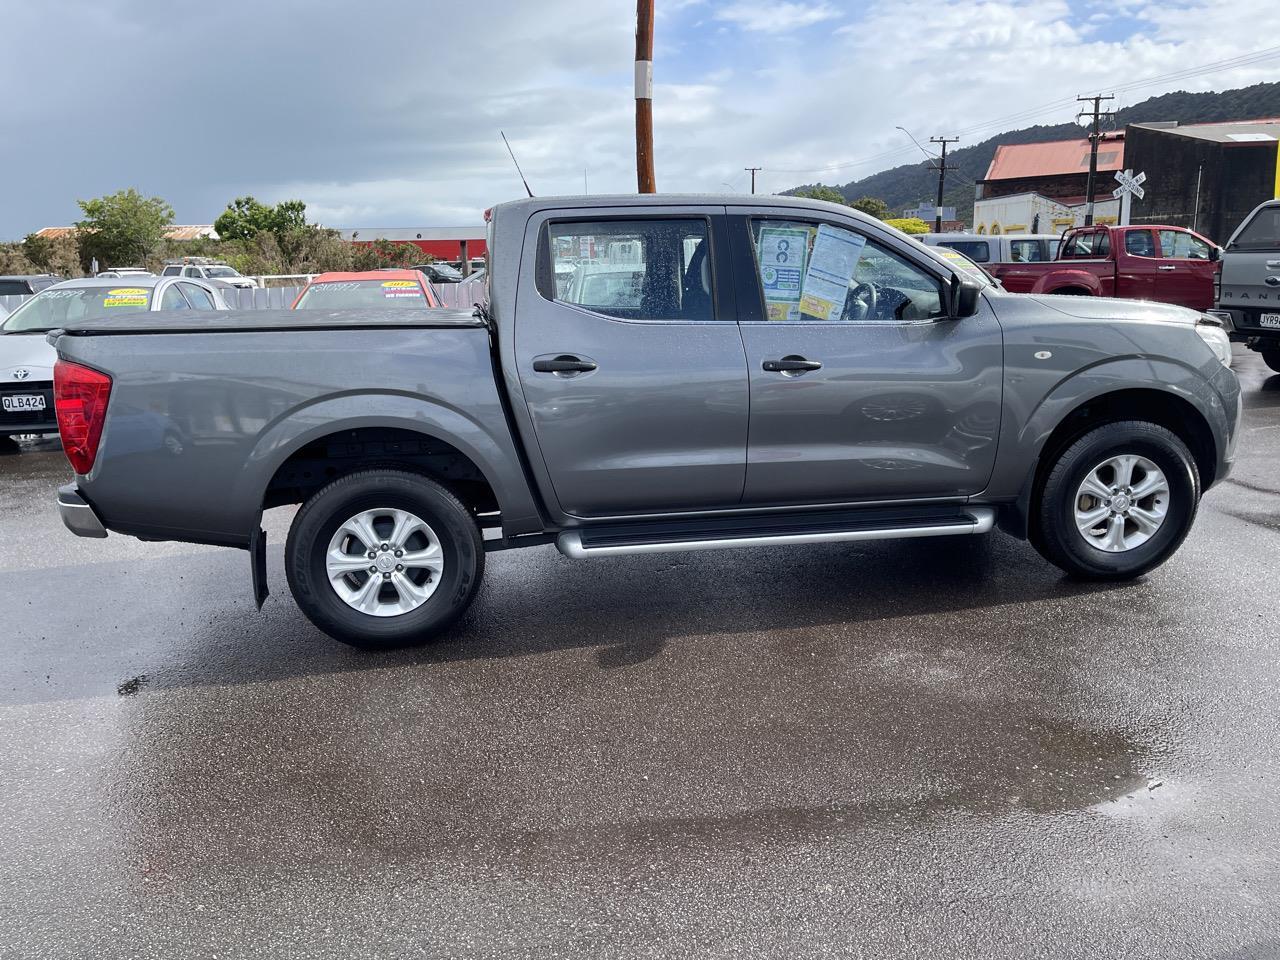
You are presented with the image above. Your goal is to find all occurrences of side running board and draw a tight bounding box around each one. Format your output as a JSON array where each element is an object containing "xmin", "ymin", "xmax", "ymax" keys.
[{"xmin": 557, "ymin": 507, "xmax": 995, "ymax": 559}]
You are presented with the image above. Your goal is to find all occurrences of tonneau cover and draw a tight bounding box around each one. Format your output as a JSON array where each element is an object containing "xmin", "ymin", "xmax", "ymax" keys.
[{"xmin": 52, "ymin": 307, "xmax": 484, "ymax": 336}]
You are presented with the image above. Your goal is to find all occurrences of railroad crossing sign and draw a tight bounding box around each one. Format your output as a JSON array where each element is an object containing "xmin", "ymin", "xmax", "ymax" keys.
[{"xmin": 1112, "ymin": 168, "xmax": 1146, "ymax": 225}]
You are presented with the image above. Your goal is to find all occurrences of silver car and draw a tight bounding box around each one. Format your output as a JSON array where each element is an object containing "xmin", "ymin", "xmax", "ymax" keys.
[{"xmin": 0, "ymin": 276, "xmax": 228, "ymax": 439}]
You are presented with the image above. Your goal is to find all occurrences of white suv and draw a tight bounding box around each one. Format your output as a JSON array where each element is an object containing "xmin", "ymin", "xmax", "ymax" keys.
[{"xmin": 162, "ymin": 262, "xmax": 258, "ymax": 289}]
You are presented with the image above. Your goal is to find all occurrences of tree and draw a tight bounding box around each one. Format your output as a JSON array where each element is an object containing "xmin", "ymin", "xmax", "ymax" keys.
[
  {"xmin": 19, "ymin": 232, "xmax": 82, "ymax": 276},
  {"xmin": 214, "ymin": 196, "xmax": 308, "ymax": 243},
  {"xmin": 351, "ymin": 239, "xmax": 425, "ymax": 271},
  {"xmin": 882, "ymin": 217, "xmax": 930, "ymax": 235},
  {"xmin": 75, "ymin": 189, "xmax": 174, "ymax": 269},
  {"xmin": 792, "ymin": 184, "xmax": 848, "ymax": 205},
  {"xmin": 849, "ymin": 196, "xmax": 891, "ymax": 219}
]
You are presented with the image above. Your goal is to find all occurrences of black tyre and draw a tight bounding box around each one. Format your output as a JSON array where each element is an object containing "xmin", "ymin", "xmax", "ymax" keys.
[
  {"xmin": 1261, "ymin": 346, "xmax": 1280, "ymax": 373},
  {"xmin": 285, "ymin": 469, "xmax": 484, "ymax": 649},
  {"xmin": 1033, "ymin": 421, "xmax": 1199, "ymax": 580}
]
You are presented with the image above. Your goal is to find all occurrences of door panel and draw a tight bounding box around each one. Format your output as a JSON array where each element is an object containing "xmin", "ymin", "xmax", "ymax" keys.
[
  {"xmin": 731, "ymin": 212, "xmax": 1004, "ymax": 505},
  {"xmin": 1155, "ymin": 229, "xmax": 1216, "ymax": 310},
  {"xmin": 514, "ymin": 209, "xmax": 750, "ymax": 518}
]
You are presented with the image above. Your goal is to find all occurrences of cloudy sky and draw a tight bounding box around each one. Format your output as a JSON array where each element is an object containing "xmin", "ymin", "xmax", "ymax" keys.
[{"xmin": 1, "ymin": 0, "xmax": 1276, "ymax": 237}]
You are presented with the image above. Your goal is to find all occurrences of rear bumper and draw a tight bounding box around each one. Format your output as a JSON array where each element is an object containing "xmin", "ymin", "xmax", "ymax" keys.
[{"xmin": 58, "ymin": 484, "xmax": 108, "ymax": 539}]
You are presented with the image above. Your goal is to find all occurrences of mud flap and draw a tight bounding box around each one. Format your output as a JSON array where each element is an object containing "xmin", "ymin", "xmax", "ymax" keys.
[{"xmin": 249, "ymin": 527, "xmax": 269, "ymax": 609}]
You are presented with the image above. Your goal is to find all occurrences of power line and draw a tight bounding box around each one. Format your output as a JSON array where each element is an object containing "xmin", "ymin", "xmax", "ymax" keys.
[
  {"xmin": 764, "ymin": 43, "xmax": 1280, "ymax": 178},
  {"xmin": 1077, "ymin": 94, "xmax": 1116, "ymax": 226}
]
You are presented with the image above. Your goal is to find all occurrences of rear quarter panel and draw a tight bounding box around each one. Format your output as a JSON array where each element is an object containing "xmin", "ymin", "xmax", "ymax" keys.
[{"xmin": 58, "ymin": 326, "xmax": 542, "ymax": 545}]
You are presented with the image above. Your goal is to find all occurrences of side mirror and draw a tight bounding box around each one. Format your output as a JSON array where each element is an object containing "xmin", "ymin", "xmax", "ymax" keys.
[
  {"xmin": 1209, "ymin": 246, "xmax": 1221, "ymax": 262},
  {"xmin": 952, "ymin": 277, "xmax": 983, "ymax": 317}
]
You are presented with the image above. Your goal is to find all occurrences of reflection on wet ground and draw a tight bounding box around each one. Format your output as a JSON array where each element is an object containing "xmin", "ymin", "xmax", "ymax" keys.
[{"xmin": 2, "ymin": 350, "xmax": 1280, "ymax": 957}]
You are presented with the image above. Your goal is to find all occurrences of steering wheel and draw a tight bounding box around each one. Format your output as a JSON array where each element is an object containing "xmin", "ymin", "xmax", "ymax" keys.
[{"xmin": 843, "ymin": 281, "xmax": 878, "ymax": 321}]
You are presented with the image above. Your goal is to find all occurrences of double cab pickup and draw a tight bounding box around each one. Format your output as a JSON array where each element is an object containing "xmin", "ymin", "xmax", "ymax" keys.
[{"xmin": 49, "ymin": 195, "xmax": 1240, "ymax": 648}]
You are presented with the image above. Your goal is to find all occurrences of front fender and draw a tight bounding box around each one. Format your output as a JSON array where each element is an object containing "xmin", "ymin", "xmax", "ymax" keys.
[
  {"xmin": 230, "ymin": 391, "xmax": 543, "ymax": 537},
  {"xmin": 985, "ymin": 355, "xmax": 1234, "ymax": 535}
]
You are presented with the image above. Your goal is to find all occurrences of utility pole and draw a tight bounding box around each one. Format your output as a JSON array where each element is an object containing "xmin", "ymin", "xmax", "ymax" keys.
[
  {"xmin": 1077, "ymin": 93, "xmax": 1115, "ymax": 226},
  {"xmin": 744, "ymin": 166, "xmax": 762, "ymax": 195},
  {"xmin": 635, "ymin": 0, "xmax": 656, "ymax": 193},
  {"xmin": 929, "ymin": 137, "xmax": 959, "ymax": 232}
]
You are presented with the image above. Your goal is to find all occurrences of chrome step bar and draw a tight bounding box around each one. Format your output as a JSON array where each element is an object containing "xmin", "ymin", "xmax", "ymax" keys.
[{"xmin": 557, "ymin": 507, "xmax": 995, "ymax": 559}]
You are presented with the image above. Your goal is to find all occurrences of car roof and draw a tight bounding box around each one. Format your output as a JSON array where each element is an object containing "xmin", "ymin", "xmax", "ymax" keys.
[
  {"xmin": 45, "ymin": 276, "xmax": 170, "ymax": 290},
  {"xmin": 0, "ymin": 274, "xmax": 58, "ymax": 281},
  {"xmin": 308, "ymin": 270, "xmax": 427, "ymax": 283}
]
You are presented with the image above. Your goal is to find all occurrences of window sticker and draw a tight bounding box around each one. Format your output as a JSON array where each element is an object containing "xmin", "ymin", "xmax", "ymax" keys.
[
  {"xmin": 757, "ymin": 226, "xmax": 810, "ymax": 321},
  {"xmin": 381, "ymin": 279, "xmax": 423, "ymax": 299},
  {"xmin": 799, "ymin": 225, "xmax": 865, "ymax": 321},
  {"xmin": 103, "ymin": 287, "xmax": 150, "ymax": 308}
]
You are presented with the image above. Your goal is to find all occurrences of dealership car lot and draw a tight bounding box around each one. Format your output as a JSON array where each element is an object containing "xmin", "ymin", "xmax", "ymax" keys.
[{"xmin": 1, "ymin": 348, "xmax": 1279, "ymax": 958}]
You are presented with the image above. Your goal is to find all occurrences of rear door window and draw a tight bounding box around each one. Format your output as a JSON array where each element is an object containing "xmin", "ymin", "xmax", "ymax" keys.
[
  {"xmin": 542, "ymin": 218, "xmax": 715, "ymax": 322},
  {"xmin": 1062, "ymin": 230, "xmax": 1110, "ymax": 258},
  {"xmin": 1124, "ymin": 230, "xmax": 1157, "ymax": 257},
  {"xmin": 1008, "ymin": 239, "xmax": 1049, "ymax": 262},
  {"xmin": 161, "ymin": 285, "xmax": 190, "ymax": 310},
  {"xmin": 0, "ymin": 280, "xmax": 31, "ymax": 295},
  {"xmin": 180, "ymin": 282, "xmax": 217, "ymax": 309}
]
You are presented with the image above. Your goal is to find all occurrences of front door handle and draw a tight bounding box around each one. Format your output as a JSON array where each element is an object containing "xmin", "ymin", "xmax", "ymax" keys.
[
  {"xmin": 533, "ymin": 355, "xmax": 598, "ymax": 374},
  {"xmin": 1157, "ymin": 265, "xmax": 1178, "ymax": 271},
  {"xmin": 762, "ymin": 356, "xmax": 822, "ymax": 373}
]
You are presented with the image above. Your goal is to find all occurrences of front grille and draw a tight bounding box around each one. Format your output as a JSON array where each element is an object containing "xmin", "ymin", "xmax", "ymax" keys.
[{"xmin": 0, "ymin": 380, "xmax": 55, "ymax": 427}]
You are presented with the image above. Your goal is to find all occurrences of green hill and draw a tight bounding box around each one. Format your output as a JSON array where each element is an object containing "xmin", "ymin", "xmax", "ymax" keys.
[{"xmin": 786, "ymin": 81, "xmax": 1280, "ymax": 226}]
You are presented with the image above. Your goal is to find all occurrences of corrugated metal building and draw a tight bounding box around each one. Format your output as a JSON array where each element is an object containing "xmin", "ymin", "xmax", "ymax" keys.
[
  {"xmin": 1124, "ymin": 119, "xmax": 1280, "ymax": 242},
  {"xmin": 334, "ymin": 226, "xmax": 487, "ymax": 261},
  {"xmin": 34, "ymin": 225, "xmax": 219, "ymax": 241}
]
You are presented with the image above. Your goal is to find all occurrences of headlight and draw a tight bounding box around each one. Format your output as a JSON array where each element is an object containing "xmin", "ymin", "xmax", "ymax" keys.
[{"xmin": 1196, "ymin": 321, "xmax": 1232, "ymax": 368}]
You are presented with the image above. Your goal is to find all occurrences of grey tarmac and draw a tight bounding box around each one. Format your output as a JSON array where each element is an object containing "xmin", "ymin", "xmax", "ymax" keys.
[{"xmin": 1, "ymin": 348, "xmax": 1278, "ymax": 959}]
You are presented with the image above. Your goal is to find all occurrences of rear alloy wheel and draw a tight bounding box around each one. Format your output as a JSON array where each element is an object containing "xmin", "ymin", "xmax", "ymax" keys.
[
  {"xmin": 285, "ymin": 470, "xmax": 484, "ymax": 648},
  {"xmin": 1034, "ymin": 421, "xmax": 1199, "ymax": 580},
  {"xmin": 1260, "ymin": 346, "xmax": 1280, "ymax": 373}
]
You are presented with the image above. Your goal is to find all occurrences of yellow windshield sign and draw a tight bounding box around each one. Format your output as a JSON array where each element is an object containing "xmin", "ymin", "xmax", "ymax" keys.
[
  {"xmin": 381, "ymin": 280, "xmax": 417, "ymax": 288},
  {"xmin": 103, "ymin": 287, "xmax": 150, "ymax": 308}
]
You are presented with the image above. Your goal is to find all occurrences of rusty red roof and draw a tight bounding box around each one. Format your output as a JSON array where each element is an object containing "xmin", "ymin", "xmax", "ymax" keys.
[{"xmin": 983, "ymin": 133, "xmax": 1124, "ymax": 182}]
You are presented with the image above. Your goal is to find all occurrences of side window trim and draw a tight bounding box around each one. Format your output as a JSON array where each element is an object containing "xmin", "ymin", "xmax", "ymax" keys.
[
  {"xmin": 535, "ymin": 212, "xmax": 729, "ymax": 324},
  {"xmin": 731, "ymin": 212, "xmax": 951, "ymax": 326}
]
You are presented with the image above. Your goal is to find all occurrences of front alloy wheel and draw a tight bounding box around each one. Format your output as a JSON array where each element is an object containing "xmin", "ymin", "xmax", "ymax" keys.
[
  {"xmin": 1034, "ymin": 420, "xmax": 1199, "ymax": 580},
  {"xmin": 1073, "ymin": 455, "xmax": 1170, "ymax": 553}
]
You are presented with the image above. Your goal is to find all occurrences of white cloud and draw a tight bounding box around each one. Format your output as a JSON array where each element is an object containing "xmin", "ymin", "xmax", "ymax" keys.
[
  {"xmin": 714, "ymin": 1, "xmax": 840, "ymax": 32},
  {"xmin": 1, "ymin": 0, "xmax": 1278, "ymax": 235}
]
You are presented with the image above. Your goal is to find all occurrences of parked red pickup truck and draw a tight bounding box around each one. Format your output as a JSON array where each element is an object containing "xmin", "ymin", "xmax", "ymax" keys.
[{"xmin": 986, "ymin": 224, "xmax": 1219, "ymax": 311}]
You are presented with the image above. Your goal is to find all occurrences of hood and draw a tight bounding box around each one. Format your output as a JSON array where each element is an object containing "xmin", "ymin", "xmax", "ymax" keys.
[
  {"xmin": 0, "ymin": 332, "xmax": 57, "ymax": 382},
  {"xmin": 1026, "ymin": 293, "xmax": 1202, "ymax": 326}
]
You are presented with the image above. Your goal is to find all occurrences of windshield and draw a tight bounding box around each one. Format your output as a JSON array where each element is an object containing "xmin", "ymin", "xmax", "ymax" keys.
[
  {"xmin": 1, "ymin": 286, "xmax": 153, "ymax": 332},
  {"xmin": 1231, "ymin": 206, "xmax": 1280, "ymax": 251},
  {"xmin": 204, "ymin": 266, "xmax": 240, "ymax": 278},
  {"xmin": 295, "ymin": 278, "xmax": 429, "ymax": 309},
  {"xmin": 427, "ymin": 263, "xmax": 463, "ymax": 281}
]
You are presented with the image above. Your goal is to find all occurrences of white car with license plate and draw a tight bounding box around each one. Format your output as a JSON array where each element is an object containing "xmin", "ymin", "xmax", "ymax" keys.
[{"xmin": 0, "ymin": 276, "xmax": 227, "ymax": 440}]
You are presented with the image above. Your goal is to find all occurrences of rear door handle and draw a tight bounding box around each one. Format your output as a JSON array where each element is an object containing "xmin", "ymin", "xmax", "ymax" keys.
[
  {"xmin": 1157, "ymin": 265, "xmax": 1177, "ymax": 271},
  {"xmin": 763, "ymin": 356, "xmax": 823, "ymax": 373},
  {"xmin": 533, "ymin": 355, "xmax": 598, "ymax": 374}
]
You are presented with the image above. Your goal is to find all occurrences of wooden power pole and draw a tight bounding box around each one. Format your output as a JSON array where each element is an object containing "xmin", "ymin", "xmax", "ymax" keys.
[
  {"xmin": 635, "ymin": 0, "xmax": 656, "ymax": 193},
  {"xmin": 1077, "ymin": 93, "xmax": 1115, "ymax": 226},
  {"xmin": 744, "ymin": 166, "xmax": 762, "ymax": 194},
  {"xmin": 929, "ymin": 137, "xmax": 959, "ymax": 232}
]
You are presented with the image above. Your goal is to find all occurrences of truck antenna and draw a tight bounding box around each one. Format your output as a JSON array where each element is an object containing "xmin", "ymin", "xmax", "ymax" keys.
[{"xmin": 501, "ymin": 131, "xmax": 534, "ymax": 198}]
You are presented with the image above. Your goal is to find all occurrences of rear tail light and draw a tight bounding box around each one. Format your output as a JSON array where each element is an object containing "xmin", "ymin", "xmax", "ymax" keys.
[{"xmin": 53, "ymin": 360, "xmax": 112, "ymax": 475}]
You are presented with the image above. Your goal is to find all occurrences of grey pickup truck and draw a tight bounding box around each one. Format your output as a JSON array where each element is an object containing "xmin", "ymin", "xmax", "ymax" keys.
[
  {"xmin": 50, "ymin": 195, "xmax": 1241, "ymax": 649},
  {"xmin": 1215, "ymin": 198, "xmax": 1280, "ymax": 370}
]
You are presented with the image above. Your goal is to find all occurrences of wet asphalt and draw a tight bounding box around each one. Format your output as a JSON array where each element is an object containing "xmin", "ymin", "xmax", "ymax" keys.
[{"xmin": 2, "ymin": 349, "xmax": 1280, "ymax": 959}]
